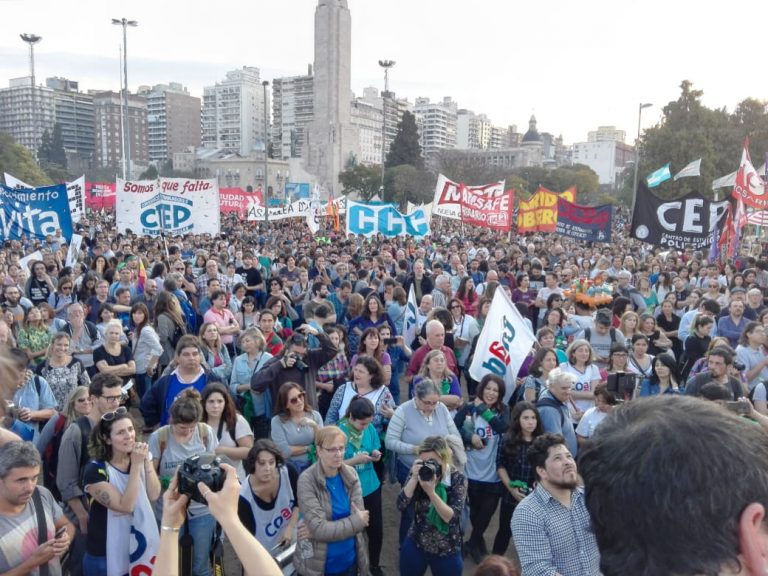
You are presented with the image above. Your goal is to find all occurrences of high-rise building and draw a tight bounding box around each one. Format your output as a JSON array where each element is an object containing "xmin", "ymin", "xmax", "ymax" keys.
[
  {"xmin": 45, "ymin": 77, "xmax": 94, "ymax": 168},
  {"xmin": 413, "ymin": 96, "xmax": 458, "ymax": 159},
  {"xmin": 138, "ymin": 83, "xmax": 201, "ymax": 164},
  {"xmin": 201, "ymin": 67, "xmax": 267, "ymax": 156},
  {"xmin": 303, "ymin": 0, "xmax": 360, "ymax": 195},
  {"xmin": 588, "ymin": 125, "xmax": 626, "ymax": 143},
  {"xmin": 271, "ymin": 68, "xmax": 314, "ymax": 159},
  {"xmin": 572, "ymin": 139, "xmax": 634, "ymax": 186},
  {"xmin": 0, "ymin": 77, "xmax": 55, "ymax": 154},
  {"xmin": 351, "ymin": 93, "xmax": 383, "ymax": 165},
  {"xmin": 91, "ymin": 91, "xmax": 148, "ymax": 172}
]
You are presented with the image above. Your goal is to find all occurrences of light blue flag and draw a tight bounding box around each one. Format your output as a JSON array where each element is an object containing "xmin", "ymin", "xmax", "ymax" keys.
[{"xmin": 646, "ymin": 163, "xmax": 671, "ymax": 188}]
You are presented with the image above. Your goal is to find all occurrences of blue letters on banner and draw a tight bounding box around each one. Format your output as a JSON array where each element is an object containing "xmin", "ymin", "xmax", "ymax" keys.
[
  {"xmin": 346, "ymin": 201, "xmax": 430, "ymax": 238},
  {"xmin": 0, "ymin": 184, "xmax": 74, "ymax": 241}
]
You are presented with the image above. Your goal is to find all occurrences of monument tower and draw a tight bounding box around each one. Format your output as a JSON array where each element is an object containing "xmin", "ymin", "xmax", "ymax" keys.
[{"xmin": 303, "ymin": 0, "xmax": 359, "ymax": 196}]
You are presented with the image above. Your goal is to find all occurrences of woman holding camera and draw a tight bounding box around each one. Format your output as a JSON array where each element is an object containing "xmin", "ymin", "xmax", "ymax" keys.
[
  {"xmin": 386, "ymin": 379, "xmax": 464, "ymax": 544},
  {"xmin": 82, "ymin": 406, "xmax": 161, "ymax": 575},
  {"xmin": 338, "ymin": 397, "xmax": 384, "ymax": 576},
  {"xmin": 397, "ymin": 435, "xmax": 466, "ymax": 576},
  {"xmin": 271, "ymin": 382, "xmax": 323, "ymax": 473},
  {"xmin": 296, "ymin": 425, "xmax": 370, "ymax": 576},
  {"xmin": 148, "ymin": 388, "xmax": 219, "ymax": 576},
  {"xmin": 237, "ymin": 439, "xmax": 300, "ymax": 558}
]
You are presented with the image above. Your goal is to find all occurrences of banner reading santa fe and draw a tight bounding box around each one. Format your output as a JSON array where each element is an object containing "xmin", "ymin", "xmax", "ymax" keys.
[
  {"xmin": 346, "ymin": 201, "xmax": 430, "ymax": 238},
  {"xmin": 469, "ymin": 288, "xmax": 536, "ymax": 404},
  {"xmin": 432, "ymin": 174, "xmax": 505, "ymax": 220},
  {"xmin": 116, "ymin": 177, "xmax": 220, "ymax": 236}
]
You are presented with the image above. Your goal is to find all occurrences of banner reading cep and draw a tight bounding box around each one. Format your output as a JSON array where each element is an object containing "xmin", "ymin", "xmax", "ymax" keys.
[{"xmin": 116, "ymin": 178, "xmax": 220, "ymax": 236}]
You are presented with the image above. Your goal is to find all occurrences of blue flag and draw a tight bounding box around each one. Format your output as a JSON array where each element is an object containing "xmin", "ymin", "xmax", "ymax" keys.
[
  {"xmin": 0, "ymin": 184, "xmax": 73, "ymax": 241},
  {"xmin": 646, "ymin": 163, "xmax": 671, "ymax": 188}
]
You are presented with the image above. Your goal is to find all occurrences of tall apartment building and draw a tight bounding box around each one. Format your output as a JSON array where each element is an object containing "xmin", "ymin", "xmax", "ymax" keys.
[
  {"xmin": 572, "ymin": 139, "xmax": 634, "ymax": 186},
  {"xmin": 588, "ymin": 125, "xmax": 626, "ymax": 143},
  {"xmin": 91, "ymin": 91, "xmax": 148, "ymax": 172},
  {"xmin": 351, "ymin": 94, "xmax": 383, "ymax": 165},
  {"xmin": 413, "ymin": 96, "xmax": 458, "ymax": 159},
  {"xmin": 271, "ymin": 69, "xmax": 314, "ymax": 159},
  {"xmin": 0, "ymin": 77, "xmax": 55, "ymax": 154},
  {"xmin": 45, "ymin": 77, "xmax": 94, "ymax": 169},
  {"xmin": 138, "ymin": 83, "xmax": 201, "ymax": 164},
  {"xmin": 202, "ymin": 67, "xmax": 267, "ymax": 156}
]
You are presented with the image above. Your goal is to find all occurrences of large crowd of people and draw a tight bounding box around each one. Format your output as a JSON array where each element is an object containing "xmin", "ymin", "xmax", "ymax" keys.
[{"xmin": 0, "ymin": 207, "xmax": 766, "ymax": 576}]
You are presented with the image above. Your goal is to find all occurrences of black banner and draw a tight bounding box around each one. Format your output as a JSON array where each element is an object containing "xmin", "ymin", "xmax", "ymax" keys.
[{"xmin": 631, "ymin": 183, "xmax": 728, "ymax": 250}]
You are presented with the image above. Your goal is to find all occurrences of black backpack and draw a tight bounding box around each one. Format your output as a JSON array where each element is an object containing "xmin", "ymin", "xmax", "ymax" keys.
[{"xmin": 41, "ymin": 414, "xmax": 69, "ymax": 501}]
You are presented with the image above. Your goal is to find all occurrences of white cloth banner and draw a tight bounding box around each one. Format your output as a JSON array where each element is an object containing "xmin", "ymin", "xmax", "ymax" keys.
[
  {"xmin": 407, "ymin": 201, "xmax": 434, "ymax": 224},
  {"xmin": 712, "ymin": 171, "xmax": 737, "ymax": 190},
  {"xmin": 469, "ymin": 288, "xmax": 536, "ymax": 404},
  {"xmin": 673, "ymin": 158, "xmax": 702, "ymax": 180},
  {"xmin": 345, "ymin": 201, "xmax": 430, "ymax": 238},
  {"xmin": 116, "ymin": 178, "xmax": 220, "ymax": 236},
  {"xmin": 246, "ymin": 199, "xmax": 315, "ymax": 222},
  {"xmin": 65, "ymin": 234, "xmax": 83, "ymax": 267},
  {"xmin": 402, "ymin": 285, "xmax": 419, "ymax": 347},
  {"xmin": 431, "ymin": 174, "xmax": 505, "ymax": 220},
  {"xmin": 5, "ymin": 173, "xmax": 86, "ymax": 223}
]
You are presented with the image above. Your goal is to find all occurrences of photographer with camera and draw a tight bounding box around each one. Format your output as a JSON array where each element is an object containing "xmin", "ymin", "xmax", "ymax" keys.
[
  {"xmin": 251, "ymin": 326, "xmax": 338, "ymax": 412},
  {"xmin": 148, "ymin": 389, "xmax": 219, "ymax": 576},
  {"xmin": 155, "ymin": 462, "xmax": 283, "ymax": 576},
  {"xmin": 82, "ymin": 405, "xmax": 160, "ymax": 575},
  {"xmin": 397, "ymin": 435, "xmax": 466, "ymax": 576}
]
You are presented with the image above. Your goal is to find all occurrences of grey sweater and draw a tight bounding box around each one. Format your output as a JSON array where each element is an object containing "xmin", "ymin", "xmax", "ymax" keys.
[{"xmin": 385, "ymin": 399, "xmax": 462, "ymax": 469}]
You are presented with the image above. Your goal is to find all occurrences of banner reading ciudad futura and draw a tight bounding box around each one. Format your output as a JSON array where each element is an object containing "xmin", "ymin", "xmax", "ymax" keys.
[
  {"xmin": 116, "ymin": 178, "xmax": 221, "ymax": 236},
  {"xmin": 346, "ymin": 201, "xmax": 430, "ymax": 238},
  {"xmin": 631, "ymin": 183, "xmax": 728, "ymax": 250}
]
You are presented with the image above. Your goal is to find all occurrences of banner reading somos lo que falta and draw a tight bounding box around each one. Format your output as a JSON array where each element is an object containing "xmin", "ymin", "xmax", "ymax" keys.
[{"xmin": 116, "ymin": 178, "xmax": 220, "ymax": 236}]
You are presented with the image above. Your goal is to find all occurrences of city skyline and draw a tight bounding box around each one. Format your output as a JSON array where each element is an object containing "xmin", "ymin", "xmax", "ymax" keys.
[{"xmin": 0, "ymin": 0, "xmax": 765, "ymax": 147}]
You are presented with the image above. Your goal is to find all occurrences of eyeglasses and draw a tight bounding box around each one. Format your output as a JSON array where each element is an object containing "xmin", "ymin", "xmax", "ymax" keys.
[
  {"xmin": 418, "ymin": 398, "xmax": 439, "ymax": 407},
  {"xmin": 101, "ymin": 393, "xmax": 124, "ymax": 405},
  {"xmin": 101, "ymin": 406, "xmax": 127, "ymax": 422},
  {"xmin": 289, "ymin": 393, "xmax": 305, "ymax": 405},
  {"xmin": 60, "ymin": 286, "xmax": 72, "ymax": 291},
  {"xmin": 450, "ymin": 305, "xmax": 462, "ymax": 310},
  {"xmin": 320, "ymin": 446, "xmax": 345, "ymax": 455}
]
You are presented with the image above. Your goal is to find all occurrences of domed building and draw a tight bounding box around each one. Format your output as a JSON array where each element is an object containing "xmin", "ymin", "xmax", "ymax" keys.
[{"xmin": 521, "ymin": 115, "xmax": 542, "ymax": 147}]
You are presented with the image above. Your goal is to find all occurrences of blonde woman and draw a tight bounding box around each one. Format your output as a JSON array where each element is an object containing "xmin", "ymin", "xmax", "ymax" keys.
[
  {"xmin": 198, "ymin": 322, "xmax": 232, "ymax": 383},
  {"xmin": 412, "ymin": 349, "xmax": 462, "ymax": 411},
  {"xmin": 17, "ymin": 306, "xmax": 51, "ymax": 366}
]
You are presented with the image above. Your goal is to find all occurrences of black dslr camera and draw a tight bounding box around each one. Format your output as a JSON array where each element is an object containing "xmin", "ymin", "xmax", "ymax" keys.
[
  {"xmin": 418, "ymin": 459, "xmax": 443, "ymax": 482},
  {"xmin": 178, "ymin": 454, "xmax": 226, "ymax": 504},
  {"xmin": 291, "ymin": 354, "xmax": 308, "ymax": 371}
]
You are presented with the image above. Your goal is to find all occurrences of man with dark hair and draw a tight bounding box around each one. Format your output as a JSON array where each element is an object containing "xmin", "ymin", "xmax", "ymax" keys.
[
  {"xmin": 580, "ymin": 395, "xmax": 768, "ymax": 576},
  {"xmin": 684, "ymin": 347, "xmax": 743, "ymax": 399},
  {"xmin": 719, "ymin": 298, "xmax": 750, "ymax": 347},
  {"xmin": 0, "ymin": 441, "xmax": 74, "ymax": 575},
  {"xmin": 511, "ymin": 433, "xmax": 600, "ymax": 576}
]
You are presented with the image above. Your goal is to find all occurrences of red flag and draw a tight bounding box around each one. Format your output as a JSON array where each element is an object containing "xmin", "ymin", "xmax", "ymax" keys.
[{"xmin": 732, "ymin": 137, "xmax": 768, "ymax": 209}]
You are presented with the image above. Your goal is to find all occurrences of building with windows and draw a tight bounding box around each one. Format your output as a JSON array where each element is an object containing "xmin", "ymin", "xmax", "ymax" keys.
[
  {"xmin": 138, "ymin": 83, "xmax": 200, "ymax": 165},
  {"xmin": 91, "ymin": 91, "xmax": 148, "ymax": 172},
  {"xmin": 0, "ymin": 77, "xmax": 55, "ymax": 154},
  {"xmin": 413, "ymin": 96, "xmax": 457, "ymax": 159},
  {"xmin": 572, "ymin": 139, "xmax": 634, "ymax": 187},
  {"xmin": 202, "ymin": 67, "xmax": 267, "ymax": 156},
  {"xmin": 271, "ymin": 69, "xmax": 314, "ymax": 160},
  {"xmin": 350, "ymin": 86, "xmax": 409, "ymax": 166},
  {"xmin": 44, "ymin": 78, "xmax": 94, "ymax": 170}
]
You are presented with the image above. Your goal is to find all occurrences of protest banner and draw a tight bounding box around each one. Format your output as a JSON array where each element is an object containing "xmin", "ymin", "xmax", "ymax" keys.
[
  {"xmin": 517, "ymin": 187, "xmax": 576, "ymax": 233},
  {"xmin": 0, "ymin": 183, "xmax": 74, "ymax": 241},
  {"xmin": 469, "ymin": 288, "xmax": 536, "ymax": 404},
  {"xmin": 631, "ymin": 183, "xmax": 728, "ymax": 250},
  {"xmin": 116, "ymin": 177, "xmax": 220, "ymax": 236},
  {"xmin": 346, "ymin": 201, "xmax": 430, "ymax": 238},
  {"xmin": 732, "ymin": 137, "xmax": 768, "ymax": 210},
  {"xmin": 5, "ymin": 173, "xmax": 85, "ymax": 222},
  {"xmin": 86, "ymin": 182, "xmax": 116, "ymax": 209},
  {"xmin": 461, "ymin": 187, "xmax": 514, "ymax": 231},
  {"xmin": 432, "ymin": 174, "xmax": 505, "ymax": 220},
  {"xmin": 556, "ymin": 198, "xmax": 613, "ymax": 243}
]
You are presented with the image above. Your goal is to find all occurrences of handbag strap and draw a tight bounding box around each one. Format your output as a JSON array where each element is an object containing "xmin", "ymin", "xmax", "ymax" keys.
[{"xmin": 32, "ymin": 488, "xmax": 50, "ymax": 576}]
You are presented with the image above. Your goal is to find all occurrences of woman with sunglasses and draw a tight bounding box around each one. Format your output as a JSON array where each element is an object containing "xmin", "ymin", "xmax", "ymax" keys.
[
  {"xmin": 270, "ymin": 381, "xmax": 323, "ymax": 473},
  {"xmin": 49, "ymin": 276, "xmax": 76, "ymax": 321},
  {"xmin": 295, "ymin": 425, "xmax": 370, "ymax": 576},
  {"xmin": 82, "ymin": 406, "xmax": 161, "ymax": 576},
  {"xmin": 148, "ymin": 388, "xmax": 218, "ymax": 576}
]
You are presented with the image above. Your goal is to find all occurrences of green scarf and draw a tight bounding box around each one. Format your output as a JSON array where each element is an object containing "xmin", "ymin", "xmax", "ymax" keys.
[
  {"xmin": 441, "ymin": 378, "xmax": 451, "ymax": 395},
  {"xmin": 426, "ymin": 482, "xmax": 449, "ymax": 535},
  {"xmin": 340, "ymin": 418, "xmax": 363, "ymax": 452}
]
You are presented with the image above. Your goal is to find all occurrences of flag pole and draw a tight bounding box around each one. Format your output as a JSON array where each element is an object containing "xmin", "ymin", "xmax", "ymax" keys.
[{"xmin": 155, "ymin": 202, "xmax": 170, "ymax": 262}]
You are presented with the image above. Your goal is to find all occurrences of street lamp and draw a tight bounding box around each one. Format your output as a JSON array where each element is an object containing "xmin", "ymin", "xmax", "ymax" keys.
[
  {"xmin": 112, "ymin": 18, "xmax": 138, "ymax": 180},
  {"xmin": 378, "ymin": 60, "xmax": 395, "ymax": 193},
  {"xmin": 262, "ymin": 80, "xmax": 270, "ymax": 224},
  {"xmin": 20, "ymin": 33, "xmax": 42, "ymax": 153},
  {"xmin": 631, "ymin": 102, "xmax": 653, "ymax": 211}
]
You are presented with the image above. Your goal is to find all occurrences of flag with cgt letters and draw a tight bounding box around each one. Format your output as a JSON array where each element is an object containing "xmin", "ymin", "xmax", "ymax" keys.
[{"xmin": 469, "ymin": 288, "xmax": 535, "ymax": 404}]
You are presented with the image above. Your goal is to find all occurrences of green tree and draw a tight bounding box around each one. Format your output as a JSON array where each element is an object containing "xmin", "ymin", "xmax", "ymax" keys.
[
  {"xmin": 338, "ymin": 163, "xmax": 382, "ymax": 201},
  {"xmin": 382, "ymin": 165, "xmax": 436, "ymax": 210},
  {"xmin": 37, "ymin": 123, "xmax": 67, "ymax": 169},
  {"xmin": 434, "ymin": 150, "xmax": 506, "ymax": 186},
  {"xmin": 385, "ymin": 111, "xmax": 423, "ymax": 169},
  {"xmin": 0, "ymin": 132, "xmax": 52, "ymax": 185},
  {"xmin": 139, "ymin": 165, "xmax": 159, "ymax": 180}
]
